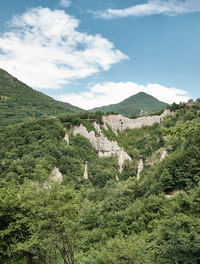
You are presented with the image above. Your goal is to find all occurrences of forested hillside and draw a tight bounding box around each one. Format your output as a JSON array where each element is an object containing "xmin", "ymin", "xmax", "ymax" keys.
[
  {"xmin": 1, "ymin": 102, "xmax": 200, "ymax": 264},
  {"xmin": 90, "ymin": 92, "xmax": 168, "ymax": 116},
  {"xmin": 0, "ymin": 69, "xmax": 82, "ymax": 126}
]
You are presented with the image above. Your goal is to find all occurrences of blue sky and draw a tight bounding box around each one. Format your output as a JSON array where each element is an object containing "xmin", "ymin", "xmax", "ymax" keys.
[{"xmin": 0, "ymin": 0, "xmax": 199, "ymax": 109}]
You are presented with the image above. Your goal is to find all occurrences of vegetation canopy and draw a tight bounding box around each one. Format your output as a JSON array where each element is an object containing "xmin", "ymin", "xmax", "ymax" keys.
[{"xmin": 1, "ymin": 70, "xmax": 200, "ymax": 263}]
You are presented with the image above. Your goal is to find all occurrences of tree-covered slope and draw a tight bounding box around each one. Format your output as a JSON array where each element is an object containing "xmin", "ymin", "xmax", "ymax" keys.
[
  {"xmin": 0, "ymin": 68, "xmax": 83, "ymax": 126},
  {"xmin": 1, "ymin": 102, "xmax": 200, "ymax": 264},
  {"xmin": 90, "ymin": 92, "xmax": 168, "ymax": 116}
]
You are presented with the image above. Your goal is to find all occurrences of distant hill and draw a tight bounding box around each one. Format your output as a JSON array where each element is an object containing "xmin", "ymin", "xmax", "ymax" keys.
[
  {"xmin": 0, "ymin": 69, "xmax": 83, "ymax": 126},
  {"xmin": 90, "ymin": 92, "xmax": 168, "ymax": 116}
]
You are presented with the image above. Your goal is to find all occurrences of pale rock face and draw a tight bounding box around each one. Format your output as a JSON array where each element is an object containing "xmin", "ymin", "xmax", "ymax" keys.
[
  {"xmin": 84, "ymin": 162, "xmax": 88, "ymax": 179},
  {"xmin": 118, "ymin": 149, "xmax": 131, "ymax": 173},
  {"xmin": 165, "ymin": 190, "xmax": 181, "ymax": 199},
  {"xmin": 64, "ymin": 133, "xmax": 70, "ymax": 145},
  {"xmin": 73, "ymin": 123, "xmax": 131, "ymax": 172},
  {"xmin": 137, "ymin": 158, "xmax": 144, "ymax": 179},
  {"xmin": 51, "ymin": 167, "xmax": 63, "ymax": 183},
  {"xmin": 93, "ymin": 122, "xmax": 102, "ymax": 134},
  {"xmin": 160, "ymin": 150, "xmax": 167, "ymax": 161},
  {"xmin": 73, "ymin": 124, "xmax": 98, "ymax": 148},
  {"xmin": 103, "ymin": 109, "xmax": 171, "ymax": 133},
  {"xmin": 102, "ymin": 123, "xmax": 108, "ymax": 130}
]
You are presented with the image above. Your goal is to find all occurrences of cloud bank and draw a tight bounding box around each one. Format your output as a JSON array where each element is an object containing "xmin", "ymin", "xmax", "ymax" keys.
[
  {"xmin": 59, "ymin": 82, "xmax": 191, "ymax": 110},
  {"xmin": 97, "ymin": 0, "xmax": 200, "ymax": 19},
  {"xmin": 0, "ymin": 7, "xmax": 127, "ymax": 89},
  {"xmin": 60, "ymin": 0, "xmax": 71, "ymax": 8}
]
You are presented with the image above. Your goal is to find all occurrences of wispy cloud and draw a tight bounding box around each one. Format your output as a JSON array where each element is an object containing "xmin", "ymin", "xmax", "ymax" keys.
[
  {"xmin": 58, "ymin": 82, "xmax": 191, "ymax": 110},
  {"xmin": 0, "ymin": 7, "xmax": 127, "ymax": 89},
  {"xmin": 96, "ymin": 0, "xmax": 200, "ymax": 19},
  {"xmin": 60, "ymin": 0, "xmax": 71, "ymax": 8}
]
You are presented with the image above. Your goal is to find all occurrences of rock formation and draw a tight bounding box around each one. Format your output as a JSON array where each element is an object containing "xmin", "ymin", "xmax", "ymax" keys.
[
  {"xmin": 160, "ymin": 150, "xmax": 167, "ymax": 161},
  {"xmin": 73, "ymin": 123, "xmax": 131, "ymax": 172},
  {"xmin": 51, "ymin": 167, "xmax": 63, "ymax": 183},
  {"xmin": 83, "ymin": 161, "xmax": 88, "ymax": 179},
  {"xmin": 137, "ymin": 157, "xmax": 144, "ymax": 179},
  {"xmin": 165, "ymin": 190, "xmax": 181, "ymax": 199},
  {"xmin": 72, "ymin": 111, "xmax": 171, "ymax": 174},
  {"xmin": 103, "ymin": 109, "xmax": 171, "ymax": 133},
  {"xmin": 64, "ymin": 133, "xmax": 70, "ymax": 145}
]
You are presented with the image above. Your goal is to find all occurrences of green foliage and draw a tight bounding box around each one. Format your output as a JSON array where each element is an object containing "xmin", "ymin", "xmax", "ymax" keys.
[
  {"xmin": 76, "ymin": 185, "xmax": 200, "ymax": 264},
  {"xmin": 151, "ymin": 214, "xmax": 200, "ymax": 264},
  {"xmin": 140, "ymin": 109, "xmax": 200, "ymax": 194},
  {"xmin": 0, "ymin": 119, "xmax": 64, "ymax": 183},
  {"xmin": 144, "ymin": 132, "xmax": 200, "ymax": 193},
  {"xmin": 81, "ymin": 120, "xmax": 99, "ymax": 136},
  {"xmin": 1, "ymin": 102, "xmax": 200, "ymax": 264},
  {"xmin": 0, "ymin": 69, "xmax": 82, "ymax": 126},
  {"xmin": 168, "ymin": 102, "xmax": 187, "ymax": 111},
  {"xmin": 166, "ymin": 119, "xmax": 200, "ymax": 139},
  {"xmin": 0, "ymin": 182, "xmax": 79, "ymax": 264},
  {"xmin": 58, "ymin": 111, "xmax": 103, "ymax": 135},
  {"xmin": 90, "ymin": 92, "xmax": 168, "ymax": 116},
  {"xmin": 0, "ymin": 117, "xmax": 119, "ymax": 188},
  {"xmin": 118, "ymin": 123, "xmax": 164, "ymax": 159},
  {"xmin": 100, "ymin": 124, "xmax": 118, "ymax": 143}
]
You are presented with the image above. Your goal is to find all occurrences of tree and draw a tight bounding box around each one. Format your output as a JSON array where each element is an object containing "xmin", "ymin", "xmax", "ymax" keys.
[
  {"xmin": 0, "ymin": 181, "xmax": 80, "ymax": 264},
  {"xmin": 151, "ymin": 214, "xmax": 200, "ymax": 264}
]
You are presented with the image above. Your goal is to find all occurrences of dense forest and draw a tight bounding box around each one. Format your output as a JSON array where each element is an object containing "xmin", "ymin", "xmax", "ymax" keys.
[
  {"xmin": 0, "ymin": 69, "xmax": 82, "ymax": 127},
  {"xmin": 90, "ymin": 92, "xmax": 168, "ymax": 116},
  {"xmin": 1, "ymin": 101, "xmax": 200, "ymax": 264}
]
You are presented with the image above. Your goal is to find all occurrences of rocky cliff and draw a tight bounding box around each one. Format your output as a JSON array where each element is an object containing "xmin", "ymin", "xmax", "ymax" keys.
[
  {"xmin": 72, "ymin": 122, "xmax": 131, "ymax": 172},
  {"xmin": 103, "ymin": 109, "xmax": 170, "ymax": 132},
  {"xmin": 69, "ymin": 110, "xmax": 171, "ymax": 174}
]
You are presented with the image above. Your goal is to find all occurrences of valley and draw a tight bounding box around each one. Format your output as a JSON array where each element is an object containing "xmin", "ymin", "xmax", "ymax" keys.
[{"xmin": 0, "ymin": 71, "xmax": 200, "ymax": 263}]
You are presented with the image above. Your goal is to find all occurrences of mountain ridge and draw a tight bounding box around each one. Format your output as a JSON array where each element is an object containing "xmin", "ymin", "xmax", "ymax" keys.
[
  {"xmin": 90, "ymin": 92, "xmax": 168, "ymax": 116},
  {"xmin": 0, "ymin": 68, "xmax": 83, "ymax": 126}
]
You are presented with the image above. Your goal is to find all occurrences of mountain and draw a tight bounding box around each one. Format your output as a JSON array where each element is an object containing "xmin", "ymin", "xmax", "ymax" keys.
[
  {"xmin": 0, "ymin": 68, "xmax": 83, "ymax": 126},
  {"xmin": 1, "ymin": 102, "xmax": 200, "ymax": 263},
  {"xmin": 90, "ymin": 92, "xmax": 168, "ymax": 116}
]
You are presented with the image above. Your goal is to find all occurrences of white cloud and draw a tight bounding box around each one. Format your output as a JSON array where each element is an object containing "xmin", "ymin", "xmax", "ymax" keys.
[
  {"xmin": 58, "ymin": 82, "xmax": 191, "ymax": 110},
  {"xmin": 0, "ymin": 7, "xmax": 127, "ymax": 89},
  {"xmin": 60, "ymin": 0, "xmax": 71, "ymax": 8},
  {"xmin": 97, "ymin": 0, "xmax": 200, "ymax": 19}
]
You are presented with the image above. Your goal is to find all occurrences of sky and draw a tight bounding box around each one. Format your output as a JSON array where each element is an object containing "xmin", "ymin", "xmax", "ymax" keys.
[{"xmin": 0, "ymin": 0, "xmax": 199, "ymax": 109}]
